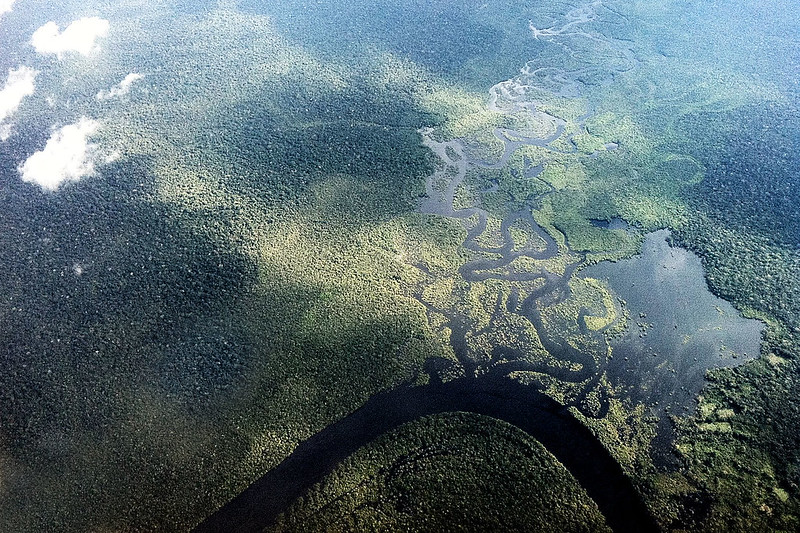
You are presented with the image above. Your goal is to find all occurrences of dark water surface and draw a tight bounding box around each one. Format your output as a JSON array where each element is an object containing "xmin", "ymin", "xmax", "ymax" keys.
[
  {"xmin": 193, "ymin": 374, "xmax": 659, "ymax": 533},
  {"xmin": 582, "ymin": 230, "xmax": 764, "ymax": 457}
]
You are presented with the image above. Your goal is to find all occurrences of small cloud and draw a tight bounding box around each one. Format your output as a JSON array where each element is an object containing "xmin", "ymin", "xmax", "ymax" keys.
[
  {"xmin": 96, "ymin": 73, "xmax": 144, "ymax": 100},
  {"xmin": 31, "ymin": 17, "xmax": 110, "ymax": 58},
  {"xmin": 18, "ymin": 118, "xmax": 101, "ymax": 191},
  {"xmin": 104, "ymin": 149, "xmax": 121, "ymax": 164},
  {"xmin": 0, "ymin": 66, "xmax": 37, "ymax": 140},
  {"xmin": 0, "ymin": 0, "xmax": 17, "ymax": 18}
]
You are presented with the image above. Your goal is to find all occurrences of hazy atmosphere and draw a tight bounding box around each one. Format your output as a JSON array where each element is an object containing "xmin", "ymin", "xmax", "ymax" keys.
[{"xmin": 0, "ymin": 0, "xmax": 798, "ymax": 531}]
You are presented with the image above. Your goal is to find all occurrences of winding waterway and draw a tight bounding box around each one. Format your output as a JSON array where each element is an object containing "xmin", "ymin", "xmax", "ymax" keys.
[
  {"xmin": 195, "ymin": 2, "xmax": 762, "ymax": 530},
  {"xmin": 196, "ymin": 4, "xmax": 651, "ymax": 530},
  {"xmin": 193, "ymin": 375, "xmax": 658, "ymax": 533}
]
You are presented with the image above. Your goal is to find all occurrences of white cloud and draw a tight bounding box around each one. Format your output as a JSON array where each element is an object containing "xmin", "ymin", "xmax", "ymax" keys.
[
  {"xmin": 0, "ymin": 0, "xmax": 17, "ymax": 17},
  {"xmin": 96, "ymin": 73, "xmax": 143, "ymax": 100},
  {"xmin": 0, "ymin": 66, "xmax": 37, "ymax": 140},
  {"xmin": 18, "ymin": 118, "xmax": 101, "ymax": 191},
  {"xmin": 31, "ymin": 17, "xmax": 110, "ymax": 58}
]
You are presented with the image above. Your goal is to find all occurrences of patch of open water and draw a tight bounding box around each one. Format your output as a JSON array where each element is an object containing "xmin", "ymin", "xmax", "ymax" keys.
[{"xmin": 582, "ymin": 229, "xmax": 764, "ymax": 461}]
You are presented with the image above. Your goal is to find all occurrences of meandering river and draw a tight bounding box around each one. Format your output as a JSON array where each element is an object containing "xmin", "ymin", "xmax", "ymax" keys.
[{"xmin": 195, "ymin": 2, "xmax": 764, "ymax": 530}]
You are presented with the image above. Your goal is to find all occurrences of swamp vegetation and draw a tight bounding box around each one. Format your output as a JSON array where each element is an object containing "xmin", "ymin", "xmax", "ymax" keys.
[{"xmin": 0, "ymin": 1, "xmax": 798, "ymax": 532}]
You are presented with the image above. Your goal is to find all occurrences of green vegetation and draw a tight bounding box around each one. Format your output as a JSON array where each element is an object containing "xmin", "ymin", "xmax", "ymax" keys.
[
  {"xmin": 0, "ymin": 3, "xmax": 467, "ymax": 531},
  {"xmin": 1, "ymin": 0, "xmax": 799, "ymax": 531},
  {"xmin": 271, "ymin": 413, "xmax": 611, "ymax": 533}
]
